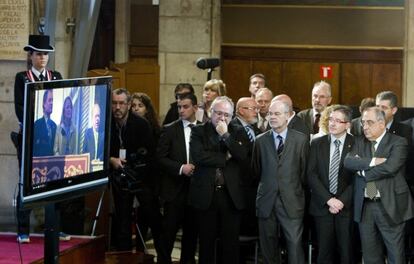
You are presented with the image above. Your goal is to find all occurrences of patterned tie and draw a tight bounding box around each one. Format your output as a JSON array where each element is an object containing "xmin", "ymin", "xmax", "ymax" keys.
[
  {"xmin": 259, "ymin": 120, "xmax": 266, "ymax": 132},
  {"xmin": 277, "ymin": 135, "xmax": 284, "ymax": 157},
  {"xmin": 366, "ymin": 141, "xmax": 378, "ymax": 199},
  {"xmin": 313, "ymin": 113, "xmax": 321, "ymax": 134},
  {"xmin": 245, "ymin": 126, "xmax": 254, "ymax": 142},
  {"xmin": 329, "ymin": 139, "xmax": 341, "ymax": 194}
]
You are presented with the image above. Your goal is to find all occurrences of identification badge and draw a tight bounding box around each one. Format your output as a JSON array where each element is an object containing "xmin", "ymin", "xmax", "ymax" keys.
[{"xmin": 119, "ymin": 149, "xmax": 126, "ymax": 160}]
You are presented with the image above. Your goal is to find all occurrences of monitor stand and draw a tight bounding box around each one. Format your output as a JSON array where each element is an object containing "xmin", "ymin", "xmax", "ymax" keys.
[{"xmin": 44, "ymin": 203, "xmax": 60, "ymax": 264}]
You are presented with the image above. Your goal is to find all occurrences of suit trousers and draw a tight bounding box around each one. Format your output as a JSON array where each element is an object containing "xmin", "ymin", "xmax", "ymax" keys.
[
  {"xmin": 158, "ymin": 190, "xmax": 198, "ymax": 264},
  {"xmin": 313, "ymin": 214, "xmax": 354, "ymax": 264},
  {"xmin": 359, "ymin": 200, "xmax": 406, "ymax": 264},
  {"xmin": 258, "ymin": 195, "xmax": 305, "ymax": 264},
  {"xmin": 197, "ymin": 188, "xmax": 241, "ymax": 264}
]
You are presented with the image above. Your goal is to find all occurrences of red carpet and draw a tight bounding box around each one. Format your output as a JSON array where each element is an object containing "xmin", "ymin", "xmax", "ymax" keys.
[{"xmin": 0, "ymin": 233, "xmax": 92, "ymax": 264}]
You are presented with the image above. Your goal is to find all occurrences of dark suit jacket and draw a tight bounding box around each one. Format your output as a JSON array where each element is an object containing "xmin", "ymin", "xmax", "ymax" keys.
[
  {"xmin": 351, "ymin": 117, "xmax": 363, "ymax": 136},
  {"xmin": 389, "ymin": 120, "xmax": 413, "ymax": 146},
  {"xmin": 14, "ymin": 70, "xmax": 62, "ymax": 124},
  {"xmin": 344, "ymin": 133, "xmax": 414, "ymax": 224},
  {"xmin": 188, "ymin": 121, "xmax": 248, "ymax": 210},
  {"xmin": 297, "ymin": 108, "xmax": 315, "ymax": 134},
  {"xmin": 82, "ymin": 127, "xmax": 104, "ymax": 160},
  {"xmin": 33, "ymin": 116, "xmax": 57, "ymax": 157},
  {"xmin": 289, "ymin": 114, "xmax": 311, "ymax": 138},
  {"xmin": 308, "ymin": 134, "xmax": 354, "ymax": 217},
  {"xmin": 110, "ymin": 112, "xmax": 156, "ymax": 187},
  {"xmin": 163, "ymin": 102, "xmax": 179, "ymax": 125},
  {"xmin": 252, "ymin": 128, "xmax": 309, "ymax": 219},
  {"xmin": 157, "ymin": 119, "xmax": 192, "ymax": 202}
]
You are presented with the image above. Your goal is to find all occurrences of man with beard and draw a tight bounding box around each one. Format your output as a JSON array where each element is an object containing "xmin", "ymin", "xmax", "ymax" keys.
[
  {"xmin": 298, "ymin": 81, "xmax": 332, "ymax": 135},
  {"xmin": 109, "ymin": 88, "xmax": 162, "ymax": 255}
]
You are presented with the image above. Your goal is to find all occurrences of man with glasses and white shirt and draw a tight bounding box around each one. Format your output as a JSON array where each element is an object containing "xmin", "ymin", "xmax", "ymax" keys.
[
  {"xmin": 189, "ymin": 96, "xmax": 248, "ymax": 264},
  {"xmin": 345, "ymin": 107, "xmax": 414, "ymax": 264},
  {"xmin": 308, "ymin": 105, "xmax": 355, "ymax": 264}
]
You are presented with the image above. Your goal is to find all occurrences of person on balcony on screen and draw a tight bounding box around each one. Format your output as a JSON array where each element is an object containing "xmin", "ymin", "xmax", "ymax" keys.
[{"xmin": 13, "ymin": 34, "xmax": 70, "ymax": 243}]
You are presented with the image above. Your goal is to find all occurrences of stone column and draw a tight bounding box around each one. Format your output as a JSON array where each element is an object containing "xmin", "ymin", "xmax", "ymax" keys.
[
  {"xmin": 115, "ymin": 0, "xmax": 130, "ymax": 63},
  {"xmin": 158, "ymin": 0, "xmax": 221, "ymax": 118},
  {"xmin": 404, "ymin": 0, "xmax": 414, "ymax": 106}
]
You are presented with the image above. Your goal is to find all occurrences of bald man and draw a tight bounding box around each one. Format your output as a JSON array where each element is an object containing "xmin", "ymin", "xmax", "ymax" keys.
[
  {"xmin": 255, "ymin": 88, "xmax": 273, "ymax": 132},
  {"xmin": 230, "ymin": 98, "xmax": 262, "ymax": 241},
  {"xmin": 274, "ymin": 94, "xmax": 310, "ymax": 137}
]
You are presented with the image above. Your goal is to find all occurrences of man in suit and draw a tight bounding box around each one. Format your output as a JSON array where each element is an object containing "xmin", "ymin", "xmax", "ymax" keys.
[
  {"xmin": 33, "ymin": 89, "xmax": 57, "ymax": 157},
  {"xmin": 163, "ymin": 83, "xmax": 195, "ymax": 125},
  {"xmin": 308, "ymin": 105, "xmax": 355, "ymax": 264},
  {"xmin": 109, "ymin": 88, "xmax": 162, "ymax": 254},
  {"xmin": 297, "ymin": 81, "xmax": 332, "ymax": 135},
  {"xmin": 274, "ymin": 94, "xmax": 310, "ymax": 137},
  {"xmin": 82, "ymin": 103, "xmax": 104, "ymax": 165},
  {"xmin": 189, "ymin": 96, "xmax": 247, "ymax": 264},
  {"xmin": 255, "ymin": 87, "xmax": 273, "ymax": 132},
  {"xmin": 252, "ymin": 99, "xmax": 309, "ymax": 264},
  {"xmin": 157, "ymin": 93, "xmax": 199, "ymax": 264},
  {"xmin": 351, "ymin": 97, "xmax": 375, "ymax": 136},
  {"xmin": 249, "ymin": 73, "xmax": 266, "ymax": 98},
  {"xmin": 375, "ymin": 91, "xmax": 412, "ymax": 145},
  {"xmin": 344, "ymin": 107, "xmax": 414, "ymax": 264}
]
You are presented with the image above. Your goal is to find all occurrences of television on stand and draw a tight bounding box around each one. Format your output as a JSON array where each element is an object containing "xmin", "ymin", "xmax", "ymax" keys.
[{"xmin": 19, "ymin": 76, "xmax": 112, "ymax": 264}]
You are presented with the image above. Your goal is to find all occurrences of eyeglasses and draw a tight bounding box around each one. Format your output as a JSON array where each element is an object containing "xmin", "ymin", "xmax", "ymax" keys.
[
  {"xmin": 212, "ymin": 109, "xmax": 232, "ymax": 118},
  {"xmin": 240, "ymin": 106, "xmax": 259, "ymax": 113},
  {"xmin": 328, "ymin": 118, "xmax": 348, "ymax": 124},
  {"xmin": 266, "ymin": 111, "xmax": 286, "ymax": 117},
  {"xmin": 360, "ymin": 120, "xmax": 377, "ymax": 127}
]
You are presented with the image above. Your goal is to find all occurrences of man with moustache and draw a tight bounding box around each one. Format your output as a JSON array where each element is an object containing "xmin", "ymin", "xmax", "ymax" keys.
[
  {"xmin": 255, "ymin": 88, "xmax": 273, "ymax": 133},
  {"xmin": 189, "ymin": 96, "xmax": 247, "ymax": 264},
  {"xmin": 157, "ymin": 93, "xmax": 199, "ymax": 264},
  {"xmin": 252, "ymin": 100, "xmax": 309, "ymax": 264},
  {"xmin": 249, "ymin": 73, "xmax": 266, "ymax": 98},
  {"xmin": 344, "ymin": 107, "xmax": 414, "ymax": 264},
  {"xmin": 308, "ymin": 105, "xmax": 355, "ymax": 264},
  {"xmin": 298, "ymin": 81, "xmax": 332, "ymax": 135},
  {"xmin": 109, "ymin": 88, "xmax": 163, "ymax": 254}
]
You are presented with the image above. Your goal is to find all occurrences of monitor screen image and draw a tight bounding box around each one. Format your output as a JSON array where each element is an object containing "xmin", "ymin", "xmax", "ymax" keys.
[{"xmin": 20, "ymin": 76, "xmax": 112, "ymax": 206}]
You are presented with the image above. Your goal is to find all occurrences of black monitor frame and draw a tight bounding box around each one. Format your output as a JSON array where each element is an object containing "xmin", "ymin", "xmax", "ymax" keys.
[{"xmin": 20, "ymin": 76, "xmax": 112, "ymax": 208}]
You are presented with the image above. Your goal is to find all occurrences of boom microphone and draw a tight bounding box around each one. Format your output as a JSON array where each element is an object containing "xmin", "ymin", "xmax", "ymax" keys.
[{"xmin": 196, "ymin": 57, "xmax": 220, "ymax": 70}]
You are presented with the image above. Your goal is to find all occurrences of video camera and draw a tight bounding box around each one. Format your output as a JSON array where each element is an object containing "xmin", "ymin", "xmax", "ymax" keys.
[{"xmin": 112, "ymin": 147, "xmax": 148, "ymax": 193}]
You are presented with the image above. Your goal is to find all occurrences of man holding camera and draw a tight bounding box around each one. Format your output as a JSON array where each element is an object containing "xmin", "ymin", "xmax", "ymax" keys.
[{"xmin": 110, "ymin": 88, "xmax": 162, "ymax": 254}]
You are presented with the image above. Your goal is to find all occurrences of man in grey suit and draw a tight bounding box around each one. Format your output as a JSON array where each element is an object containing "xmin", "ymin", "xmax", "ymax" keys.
[
  {"xmin": 344, "ymin": 107, "xmax": 414, "ymax": 264},
  {"xmin": 252, "ymin": 99, "xmax": 309, "ymax": 264},
  {"xmin": 297, "ymin": 81, "xmax": 332, "ymax": 135},
  {"xmin": 255, "ymin": 88, "xmax": 273, "ymax": 132}
]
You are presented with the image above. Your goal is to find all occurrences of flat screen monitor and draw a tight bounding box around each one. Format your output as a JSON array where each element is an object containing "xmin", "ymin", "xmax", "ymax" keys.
[{"xmin": 20, "ymin": 76, "xmax": 112, "ymax": 207}]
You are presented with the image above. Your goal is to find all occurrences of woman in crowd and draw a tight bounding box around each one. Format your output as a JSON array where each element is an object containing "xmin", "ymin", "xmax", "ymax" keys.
[
  {"xmin": 196, "ymin": 79, "xmax": 227, "ymax": 122},
  {"xmin": 54, "ymin": 96, "xmax": 76, "ymax": 155},
  {"xmin": 131, "ymin": 92, "xmax": 161, "ymax": 142}
]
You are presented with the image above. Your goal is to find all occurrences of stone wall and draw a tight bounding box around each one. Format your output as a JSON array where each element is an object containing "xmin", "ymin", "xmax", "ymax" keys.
[{"xmin": 158, "ymin": 0, "xmax": 221, "ymax": 118}]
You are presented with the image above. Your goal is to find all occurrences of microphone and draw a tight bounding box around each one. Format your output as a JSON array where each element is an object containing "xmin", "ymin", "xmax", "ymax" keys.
[{"xmin": 196, "ymin": 57, "xmax": 220, "ymax": 70}]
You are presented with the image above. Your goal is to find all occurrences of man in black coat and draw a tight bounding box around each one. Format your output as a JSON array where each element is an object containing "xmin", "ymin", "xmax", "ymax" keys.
[
  {"xmin": 109, "ymin": 88, "xmax": 162, "ymax": 254},
  {"xmin": 189, "ymin": 96, "xmax": 248, "ymax": 264},
  {"xmin": 308, "ymin": 105, "xmax": 355, "ymax": 264},
  {"xmin": 157, "ymin": 93, "xmax": 199, "ymax": 264}
]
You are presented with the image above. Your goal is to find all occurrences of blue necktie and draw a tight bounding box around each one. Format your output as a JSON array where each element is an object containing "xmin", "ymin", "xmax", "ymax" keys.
[
  {"xmin": 277, "ymin": 135, "xmax": 284, "ymax": 156},
  {"xmin": 245, "ymin": 126, "xmax": 254, "ymax": 142}
]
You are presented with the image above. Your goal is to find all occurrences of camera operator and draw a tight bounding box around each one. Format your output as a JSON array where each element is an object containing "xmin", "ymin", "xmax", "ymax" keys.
[{"xmin": 110, "ymin": 88, "xmax": 162, "ymax": 254}]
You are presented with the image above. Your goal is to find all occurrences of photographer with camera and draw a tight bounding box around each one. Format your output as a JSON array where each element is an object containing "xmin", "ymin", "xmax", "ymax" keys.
[{"xmin": 110, "ymin": 88, "xmax": 162, "ymax": 255}]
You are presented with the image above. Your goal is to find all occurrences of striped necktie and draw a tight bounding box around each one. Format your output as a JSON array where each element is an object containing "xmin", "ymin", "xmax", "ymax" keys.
[
  {"xmin": 245, "ymin": 126, "xmax": 254, "ymax": 142},
  {"xmin": 276, "ymin": 135, "xmax": 284, "ymax": 156},
  {"xmin": 329, "ymin": 139, "xmax": 341, "ymax": 194}
]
